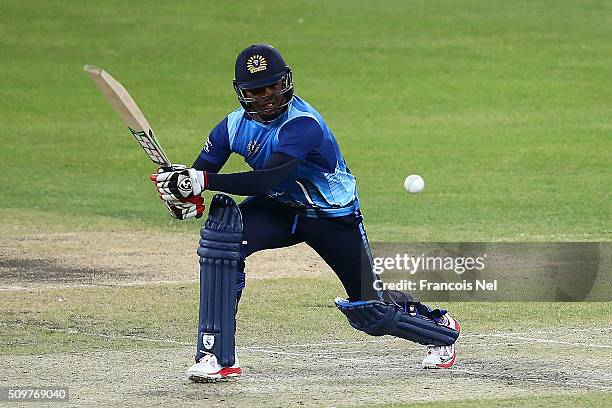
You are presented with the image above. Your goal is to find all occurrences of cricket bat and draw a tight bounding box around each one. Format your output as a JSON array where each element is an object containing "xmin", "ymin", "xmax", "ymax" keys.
[{"xmin": 83, "ymin": 64, "xmax": 172, "ymax": 168}]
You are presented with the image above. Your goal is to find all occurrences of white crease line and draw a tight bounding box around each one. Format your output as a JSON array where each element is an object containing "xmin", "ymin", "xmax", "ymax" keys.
[
  {"xmin": 42, "ymin": 328, "xmax": 396, "ymax": 355},
  {"xmin": 275, "ymin": 328, "xmax": 612, "ymax": 350},
  {"xmin": 526, "ymin": 327, "xmax": 612, "ymax": 334},
  {"xmin": 236, "ymin": 347, "xmax": 381, "ymax": 365},
  {"xmin": 0, "ymin": 273, "xmax": 322, "ymax": 290},
  {"xmin": 241, "ymin": 345, "xmax": 405, "ymax": 356},
  {"xmin": 247, "ymin": 338, "xmax": 395, "ymax": 348},
  {"xmin": 479, "ymin": 334, "xmax": 612, "ymax": 349},
  {"xmin": 44, "ymin": 327, "xmax": 400, "ymax": 361},
  {"xmin": 45, "ymin": 327, "xmax": 192, "ymax": 346},
  {"xmin": 0, "ymin": 279, "xmax": 199, "ymax": 291},
  {"xmin": 452, "ymin": 368, "xmax": 612, "ymax": 391},
  {"xmin": 40, "ymin": 326, "xmax": 612, "ymax": 351}
]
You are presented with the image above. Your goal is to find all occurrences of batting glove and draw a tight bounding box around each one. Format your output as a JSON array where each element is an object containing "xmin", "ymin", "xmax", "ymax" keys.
[
  {"xmin": 163, "ymin": 195, "xmax": 206, "ymax": 220},
  {"xmin": 150, "ymin": 165, "xmax": 208, "ymax": 201}
]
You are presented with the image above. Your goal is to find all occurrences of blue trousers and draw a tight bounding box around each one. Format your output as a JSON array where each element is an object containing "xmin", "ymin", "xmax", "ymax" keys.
[{"xmin": 239, "ymin": 195, "xmax": 379, "ymax": 301}]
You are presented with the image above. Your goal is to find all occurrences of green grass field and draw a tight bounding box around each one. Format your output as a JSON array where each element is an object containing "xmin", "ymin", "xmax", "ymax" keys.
[
  {"xmin": 1, "ymin": 1, "xmax": 610, "ymax": 407},
  {"xmin": 2, "ymin": 0, "xmax": 610, "ymax": 240}
]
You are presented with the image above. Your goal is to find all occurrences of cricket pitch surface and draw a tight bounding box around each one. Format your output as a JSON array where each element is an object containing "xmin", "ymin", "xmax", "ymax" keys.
[{"xmin": 1, "ymin": 230, "xmax": 610, "ymax": 407}]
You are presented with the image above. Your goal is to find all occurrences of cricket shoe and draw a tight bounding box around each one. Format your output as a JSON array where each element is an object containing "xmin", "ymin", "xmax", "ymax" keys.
[
  {"xmin": 187, "ymin": 352, "xmax": 243, "ymax": 382},
  {"xmin": 422, "ymin": 313, "xmax": 460, "ymax": 369}
]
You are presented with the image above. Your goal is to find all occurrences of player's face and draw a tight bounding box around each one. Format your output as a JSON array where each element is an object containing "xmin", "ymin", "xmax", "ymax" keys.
[{"xmin": 243, "ymin": 80, "xmax": 285, "ymax": 122}]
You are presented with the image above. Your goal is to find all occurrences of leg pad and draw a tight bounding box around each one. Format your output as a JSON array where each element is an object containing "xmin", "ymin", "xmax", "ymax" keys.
[
  {"xmin": 196, "ymin": 194, "xmax": 244, "ymax": 367},
  {"xmin": 335, "ymin": 295, "xmax": 459, "ymax": 346}
]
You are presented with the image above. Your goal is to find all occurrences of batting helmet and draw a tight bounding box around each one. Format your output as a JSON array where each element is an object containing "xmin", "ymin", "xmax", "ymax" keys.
[{"xmin": 233, "ymin": 44, "xmax": 294, "ymax": 123}]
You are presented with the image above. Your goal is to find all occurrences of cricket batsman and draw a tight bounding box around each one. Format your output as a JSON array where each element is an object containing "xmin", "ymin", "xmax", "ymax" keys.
[{"xmin": 150, "ymin": 44, "xmax": 460, "ymax": 382}]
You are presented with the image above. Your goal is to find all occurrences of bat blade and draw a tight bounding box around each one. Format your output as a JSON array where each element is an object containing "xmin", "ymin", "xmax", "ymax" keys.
[{"xmin": 84, "ymin": 64, "xmax": 172, "ymax": 168}]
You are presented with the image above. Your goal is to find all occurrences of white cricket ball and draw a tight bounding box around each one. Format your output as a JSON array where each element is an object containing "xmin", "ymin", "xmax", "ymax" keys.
[{"xmin": 404, "ymin": 174, "xmax": 425, "ymax": 193}]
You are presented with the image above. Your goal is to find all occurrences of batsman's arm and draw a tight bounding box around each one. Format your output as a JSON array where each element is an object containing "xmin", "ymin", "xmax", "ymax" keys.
[
  {"xmin": 204, "ymin": 153, "xmax": 300, "ymax": 196},
  {"xmin": 192, "ymin": 157, "xmax": 224, "ymax": 173},
  {"xmin": 151, "ymin": 153, "xmax": 299, "ymax": 200}
]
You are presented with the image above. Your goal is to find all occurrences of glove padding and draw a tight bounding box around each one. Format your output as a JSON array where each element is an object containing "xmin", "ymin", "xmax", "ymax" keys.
[
  {"xmin": 150, "ymin": 165, "xmax": 206, "ymax": 200},
  {"xmin": 164, "ymin": 195, "xmax": 205, "ymax": 220}
]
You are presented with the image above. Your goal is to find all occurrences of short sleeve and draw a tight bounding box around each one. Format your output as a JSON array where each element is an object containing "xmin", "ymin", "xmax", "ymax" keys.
[{"xmin": 196, "ymin": 117, "xmax": 231, "ymax": 165}]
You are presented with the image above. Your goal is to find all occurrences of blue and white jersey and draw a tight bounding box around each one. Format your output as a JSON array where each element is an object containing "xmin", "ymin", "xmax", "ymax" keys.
[{"xmin": 197, "ymin": 96, "xmax": 358, "ymax": 217}]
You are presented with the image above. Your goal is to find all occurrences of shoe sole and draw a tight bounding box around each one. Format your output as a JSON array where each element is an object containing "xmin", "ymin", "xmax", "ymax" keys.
[
  {"xmin": 188, "ymin": 368, "xmax": 243, "ymax": 383},
  {"xmin": 189, "ymin": 373, "xmax": 241, "ymax": 383},
  {"xmin": 422, "ymin": 354, "xmax": 457, "ymax": 369}
]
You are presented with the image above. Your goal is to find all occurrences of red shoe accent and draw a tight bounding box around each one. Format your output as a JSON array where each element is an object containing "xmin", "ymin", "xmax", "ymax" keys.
[
  {"xmin": 435, "ymin": 354, "xmax": 456, "ymax": 369},
  {"xmin": 216, "ymin": 366, "xmax": 243, "ymax": 377}
]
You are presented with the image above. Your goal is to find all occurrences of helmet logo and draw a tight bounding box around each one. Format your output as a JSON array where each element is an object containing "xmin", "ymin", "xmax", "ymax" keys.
[{"xmin": 246, "ymin": 55, "xmax": 267, "ymax": 73}]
